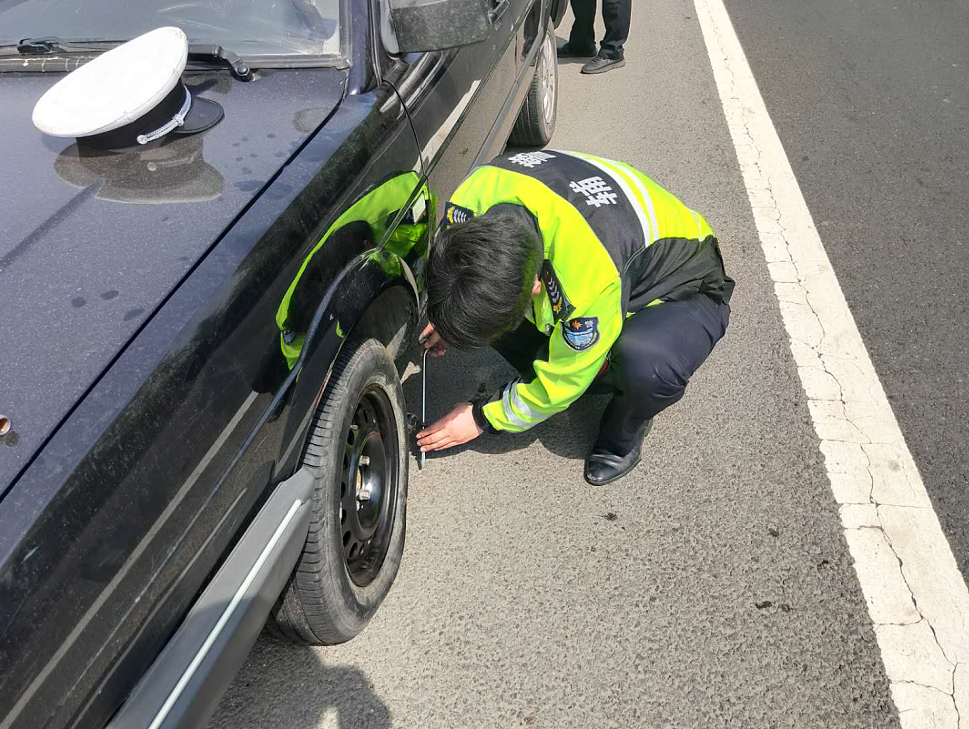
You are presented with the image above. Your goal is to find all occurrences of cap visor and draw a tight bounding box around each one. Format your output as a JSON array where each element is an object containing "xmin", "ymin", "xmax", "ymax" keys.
[{"xmin": 174, "ymin": 95, "xmax": 224, "ymax": 135}]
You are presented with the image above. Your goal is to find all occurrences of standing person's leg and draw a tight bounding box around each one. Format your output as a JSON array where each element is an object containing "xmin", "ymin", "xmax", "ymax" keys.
[
  {"xmin": 585, "ymin": 294, "xmax": 730, "ymax": 484},
  {"xmin": 579, "ymin": 0, "xmax": 630, "ymax": 74},
  {"xmin": 562, "ymin": 0, "xmax": 598, "ymax": 56},
  {"xmin": 598, "ymin": 0, "xmax": 631, "ymax": 59}
]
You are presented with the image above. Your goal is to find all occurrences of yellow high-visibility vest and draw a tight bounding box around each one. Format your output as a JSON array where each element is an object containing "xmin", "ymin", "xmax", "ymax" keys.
[{"xmin": 445, "ymin": 150, "xmax": 733, "ymax": 433}]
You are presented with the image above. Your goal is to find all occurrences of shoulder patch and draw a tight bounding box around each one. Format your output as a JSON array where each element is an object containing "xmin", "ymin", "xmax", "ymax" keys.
[
  {"xmin": 541, "ymin": 260, "xmax": 575, "ymax": 322},
  {"xmin": 443, "ymin": 202, "xmax": 474, "ymax": 226},
  {"xmin": 562, "ymin": 317, "xmax": 600, "ymax": 351}
]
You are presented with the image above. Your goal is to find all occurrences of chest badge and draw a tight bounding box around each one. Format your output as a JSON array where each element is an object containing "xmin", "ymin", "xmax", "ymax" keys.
[
  {"xmin": 562, "ymin": 317, "xmax": 600, "ymax": 351},
  {"xmin": 541, "ymin": 260, "xmax": 574, "ymax": 322}
]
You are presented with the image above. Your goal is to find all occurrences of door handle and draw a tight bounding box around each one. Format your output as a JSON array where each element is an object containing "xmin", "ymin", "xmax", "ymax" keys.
[{"xmin": 489, "ymin": 0, "xmax": 510, "ymax": 27}]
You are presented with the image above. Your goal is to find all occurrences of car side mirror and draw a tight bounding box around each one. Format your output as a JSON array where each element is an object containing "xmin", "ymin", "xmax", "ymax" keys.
[{"xmin": 387, "ymin": 0, "xmax": 492, "ymax": 53}]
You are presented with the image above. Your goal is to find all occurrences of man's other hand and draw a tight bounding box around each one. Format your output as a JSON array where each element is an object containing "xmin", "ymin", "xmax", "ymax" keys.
[
  {"xmin": 417, "ymin": 403, "xmax": 483, "ymax": 453},
  {"xmin": 420, "ymin": 323, "xmax": 447, "ymax": 357}
]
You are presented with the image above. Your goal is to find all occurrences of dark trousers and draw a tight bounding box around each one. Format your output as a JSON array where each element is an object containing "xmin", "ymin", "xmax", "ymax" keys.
[
  {"xmin": 568, "ymin": 0, "xmax": 631, "ymax": 60},
  {"xmin": 491, "ymin": 294, "xmax": 730, "ymax": 453}
]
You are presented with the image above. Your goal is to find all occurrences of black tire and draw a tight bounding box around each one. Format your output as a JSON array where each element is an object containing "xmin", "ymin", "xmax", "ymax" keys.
[
  {"xmin": 509, "ymin": 23, "xmax": 558, "ymax": 147},
  {"xmin": 268, "ymin": 337, "xmax": 408, "ymax": 645}
]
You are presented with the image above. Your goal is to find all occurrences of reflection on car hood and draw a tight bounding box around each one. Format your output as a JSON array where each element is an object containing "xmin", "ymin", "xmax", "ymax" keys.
[{"xmin": 0, "ymin": 67, "xmax": 347, "ymax": 495}]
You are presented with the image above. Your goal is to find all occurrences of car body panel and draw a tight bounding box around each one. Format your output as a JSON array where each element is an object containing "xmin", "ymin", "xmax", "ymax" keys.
[
  {"xmin": 391, "ymin": 0, "xmax": 545, "ymax": 213},
  {"xmin": 0, "ymin": 69, "xmax": 346, "ymax": 494},
  {"xmin": 0, "ymin": 71, "xmax": 424, "ymax": 729},
  {"xmin": 106, "ymin": 467, "xmax": 316, "ymax": 729}
]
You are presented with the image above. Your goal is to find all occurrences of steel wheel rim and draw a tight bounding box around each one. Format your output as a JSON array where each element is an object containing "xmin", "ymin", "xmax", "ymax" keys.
[
  {"xmin": 541, "ymin": 31, "xmax": 556, "ymax": 125},
  {"xmin": 340, "ymin": 386, "xmax": 399, "ymax": 587}
]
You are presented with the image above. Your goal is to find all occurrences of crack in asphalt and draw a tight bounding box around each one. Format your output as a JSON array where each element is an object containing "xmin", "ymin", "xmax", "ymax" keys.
[{"xmin": 694, "ymin": 0, "xmax": 969, "ymax": 724}]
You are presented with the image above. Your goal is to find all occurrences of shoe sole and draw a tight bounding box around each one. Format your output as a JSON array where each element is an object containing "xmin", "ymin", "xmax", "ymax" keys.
[
  {"xmin": 581, "ymin": 59, "xmax": 626, "ymax": 75},
  {"xmin": 583, "ymin": 456, "xmax": 642, "ymax": 486}
]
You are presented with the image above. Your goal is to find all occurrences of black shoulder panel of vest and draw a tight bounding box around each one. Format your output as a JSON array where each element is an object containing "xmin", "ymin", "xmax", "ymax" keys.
[{"xmin": 489, "ymin": 151, "xmax": 647, "ymax": 276}]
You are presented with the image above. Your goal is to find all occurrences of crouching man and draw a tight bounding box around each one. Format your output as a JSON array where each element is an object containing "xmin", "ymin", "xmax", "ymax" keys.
[{"xmin": 417, "ymin": 151, "xmax": 734, "ymax": 485}]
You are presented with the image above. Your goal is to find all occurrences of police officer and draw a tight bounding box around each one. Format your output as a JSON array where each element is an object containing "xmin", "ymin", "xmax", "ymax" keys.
[{"xmin": 416, "ymin": 151, "xmax": 734, "ymax": 485}]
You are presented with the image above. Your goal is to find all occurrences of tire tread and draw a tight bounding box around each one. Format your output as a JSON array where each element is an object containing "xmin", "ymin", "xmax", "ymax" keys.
[
  {"xmin": 268, "ymin": 337, "xmax": 407, "ymax": 645},
  {"xmin": 509, "ymin": 24, "xmax": 558, "ymax": 147}
]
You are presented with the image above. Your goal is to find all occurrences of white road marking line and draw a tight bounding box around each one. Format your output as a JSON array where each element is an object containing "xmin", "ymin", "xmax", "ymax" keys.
[{"xmin": 692, "ymin": 1, "xmax": 969, "ymax": 726}]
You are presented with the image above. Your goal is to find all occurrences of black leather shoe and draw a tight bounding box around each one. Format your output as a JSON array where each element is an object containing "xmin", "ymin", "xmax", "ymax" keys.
[
  {"xmin": 584, "ymin": 420, "xmax": 653, "ymax": 485},
  {"xmin": 557, "ymin": 41, "xmax": 597, "ymax": 58},
  {"xmin": 581, "ymin": 56, "xmax": 626, "ymax": 74}
]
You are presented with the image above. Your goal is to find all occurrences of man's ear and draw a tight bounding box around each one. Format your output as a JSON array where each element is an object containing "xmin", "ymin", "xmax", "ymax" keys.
[{"xmin": 532, "ymin": 276, "xmax": 543, "ymax": 297}]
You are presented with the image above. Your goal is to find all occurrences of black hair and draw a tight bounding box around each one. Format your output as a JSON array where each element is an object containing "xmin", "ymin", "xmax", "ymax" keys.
[{"xmin": 426, "ymin": 211, "xmax": 542, "ymax": 350}]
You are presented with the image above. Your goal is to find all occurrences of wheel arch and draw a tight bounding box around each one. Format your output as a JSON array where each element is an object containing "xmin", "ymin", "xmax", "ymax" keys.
[{"xmin": 276, "ymin": 249, "xmax": 420, "ymax": 478}]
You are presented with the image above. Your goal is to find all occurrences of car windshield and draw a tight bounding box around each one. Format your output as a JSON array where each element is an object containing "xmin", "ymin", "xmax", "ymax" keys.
[{"xmin": 0, "ymin": 0, "xmax": 341, "ymax": 59}]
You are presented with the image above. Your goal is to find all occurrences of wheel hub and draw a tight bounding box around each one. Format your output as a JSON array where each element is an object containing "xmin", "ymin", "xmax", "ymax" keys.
[
  {"xmin": 340, "ymin": 388, "xmax": 398, "ymax": 586},
  {"xmin": 541, "ymin": 32, "xmax": 556, "ymax": 125}
]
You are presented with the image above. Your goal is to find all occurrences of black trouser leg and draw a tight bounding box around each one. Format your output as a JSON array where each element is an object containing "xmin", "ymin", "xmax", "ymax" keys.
[
  {"xmin": 599, "ymin": 0, "xmax": 631, "ymax": 59},
  {"xmin": 490, "ymin": 320, "xmax": 549, "ymax": 381},
  {"xmin": 568, "ymin": 0, "xmax": 598, "ymax": 52},
  {"xmin": 597, "ymin": 295, "xmax": 730, "ymax": 453}
]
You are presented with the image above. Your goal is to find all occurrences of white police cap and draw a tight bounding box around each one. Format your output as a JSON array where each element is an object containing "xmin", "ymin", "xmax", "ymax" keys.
[{"xmin": 32, "ymin": 26, "xmax": 223, "ymax": 151}]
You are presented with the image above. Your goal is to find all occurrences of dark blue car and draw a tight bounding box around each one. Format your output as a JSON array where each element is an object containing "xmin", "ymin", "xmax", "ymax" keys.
[{"xmin": 0, "ymin": 0, "xmax": 562, "ymax": 725}]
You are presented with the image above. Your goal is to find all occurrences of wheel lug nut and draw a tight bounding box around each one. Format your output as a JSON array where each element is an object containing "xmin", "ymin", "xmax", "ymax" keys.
[{"xmin": 358, "ymin": 455, "xmax": 370, "ymax": 466}]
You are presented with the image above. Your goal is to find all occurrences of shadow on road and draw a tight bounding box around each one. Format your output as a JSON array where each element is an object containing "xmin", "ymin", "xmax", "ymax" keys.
[
  {"xmin": 209, "ymin": 636, "xmax": 390, "ymax": 729},
  {"xmin": 555, "ymin": 57, "xmax": 592, "ymax": 66},
  {"xmin": 553, "ymin": 31, "xmax": 597, "ymax": 66},
  {"xmin": 399, "ymin": 342, "xmax": 608, "ymax": 465}
]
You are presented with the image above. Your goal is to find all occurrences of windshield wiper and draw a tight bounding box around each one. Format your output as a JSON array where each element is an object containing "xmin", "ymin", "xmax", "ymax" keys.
[
  {"xmin": 187, "ymin": 44, "xmax": 253, "ymax": 81},
  {"xmin": 0, "ymin": 36, "xmax": 119, "ymax": 57},
  {"xmin": 0, "ymin": 37, "xmax": 255, "ymax": 79}
]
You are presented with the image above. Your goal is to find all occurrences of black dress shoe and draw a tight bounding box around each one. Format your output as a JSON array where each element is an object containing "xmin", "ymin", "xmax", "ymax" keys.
[
  {"xmin": 581, "ymin": 56, "xmax": 626, "ymax": 75},
  {"xmin": 584, "ymin": 419, "xmax": 653, "ymax": 485},
  {"xmin": 557, "ymin": 41, "xmax": 597, "ymax": 58}
]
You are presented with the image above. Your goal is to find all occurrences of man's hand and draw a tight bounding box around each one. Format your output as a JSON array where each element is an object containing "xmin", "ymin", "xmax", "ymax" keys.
[
  {"xmin": 417, "ymin": 403, "xmax": 483, "ymax": 453},
  {"xmin": 420, "ymin": 323, "xmax": 447, "ymax": 357}
]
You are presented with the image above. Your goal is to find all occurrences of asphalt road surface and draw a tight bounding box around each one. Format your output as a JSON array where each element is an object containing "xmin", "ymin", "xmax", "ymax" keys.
[
  {"xmin": 210, "ymin": 0, "xmax": 969, "ymax": 726},
  {"xmin": 721, "ymin": 0, "xmax": 969, "ymax": 580}
]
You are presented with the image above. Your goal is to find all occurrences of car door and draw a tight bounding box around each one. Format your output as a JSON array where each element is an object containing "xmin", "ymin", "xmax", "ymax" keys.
[{"xmin": 388, "ymin": 0, "xmax": 524, "ymax": 210}]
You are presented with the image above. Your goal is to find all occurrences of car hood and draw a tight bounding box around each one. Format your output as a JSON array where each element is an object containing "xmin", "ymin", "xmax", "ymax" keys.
[{"xmin": 0, "ymin": 67, "xmax": 346, "ymax": 495}]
